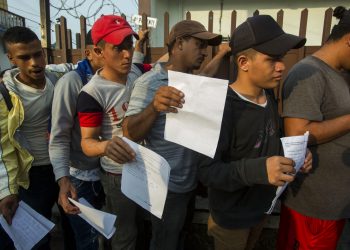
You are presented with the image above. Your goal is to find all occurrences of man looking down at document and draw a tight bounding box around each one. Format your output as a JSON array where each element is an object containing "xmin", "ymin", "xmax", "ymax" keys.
[
  {"xmin": 198, "ymin": 15, "xmax": 312, "ymax": 250},
  {"xmin": 122, "ymin": 20, "xmax": 222, "ymax": 250}
]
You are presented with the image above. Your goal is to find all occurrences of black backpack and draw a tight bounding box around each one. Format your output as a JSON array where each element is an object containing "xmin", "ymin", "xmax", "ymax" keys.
[{"xmin": 0, "ymin": 81, "xmax": 12, "ymax": 111}]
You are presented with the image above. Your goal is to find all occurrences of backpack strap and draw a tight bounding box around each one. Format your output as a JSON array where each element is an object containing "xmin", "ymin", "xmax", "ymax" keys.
[{"xmin": 0, "ymin": 81, "xmax": 13, "ymax": 111}]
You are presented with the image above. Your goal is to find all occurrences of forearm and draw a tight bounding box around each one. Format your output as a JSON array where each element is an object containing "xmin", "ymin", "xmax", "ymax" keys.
[
  {"xmin": 198, "ymin": 157, "xmax": 269, "ymax": 191},
  {"xmin": 81, "ymin": 138, "xmax": 109, "ymax": 157},
  {"xmin": 200, "ymin": 51, "xmax": 228, "ymax": 77},
  {"xmin": 284, "ymin": 115, "xmax": 350, "ymax": 145},
  {"xmin": 123, "ymin": 104, "xmax": 159, "ymax": 141}
]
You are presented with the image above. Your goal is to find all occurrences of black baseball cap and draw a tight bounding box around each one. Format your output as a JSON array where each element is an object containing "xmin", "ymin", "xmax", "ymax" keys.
[{"xmin": 230, "ymin": 15, "xmax": 306, "ymax": 56}]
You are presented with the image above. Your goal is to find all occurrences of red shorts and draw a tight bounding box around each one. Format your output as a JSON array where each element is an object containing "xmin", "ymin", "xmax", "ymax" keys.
[{"xmin": 277, "ymin": 204, "xmax": 345, "ymax": 250}]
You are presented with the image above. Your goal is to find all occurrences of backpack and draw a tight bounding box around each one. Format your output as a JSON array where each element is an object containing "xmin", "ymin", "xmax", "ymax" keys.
[{"xmin": 0, "ymin": 81, "xmax": 13, "ymax": 111}]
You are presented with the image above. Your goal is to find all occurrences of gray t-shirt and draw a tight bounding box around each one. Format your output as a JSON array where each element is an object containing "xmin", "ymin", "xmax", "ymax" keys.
[
  {"xmin": 282, "ymin": 56, "xmax": 350, "ymax": 220},
  {"xmin": 125, "ymin": 62, "xmax": 199, "ymax": 193}
]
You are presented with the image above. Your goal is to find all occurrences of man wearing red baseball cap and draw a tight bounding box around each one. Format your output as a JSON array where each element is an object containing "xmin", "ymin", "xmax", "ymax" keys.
[{"xmin": 76, "ymin": 15, "xmax": 141, "ymax": 250}]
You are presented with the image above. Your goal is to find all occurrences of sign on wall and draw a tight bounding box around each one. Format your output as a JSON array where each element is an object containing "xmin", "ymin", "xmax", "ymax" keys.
[{"xmin": 132, "ymin": 15, "xmax": 158, "ymax": 28}]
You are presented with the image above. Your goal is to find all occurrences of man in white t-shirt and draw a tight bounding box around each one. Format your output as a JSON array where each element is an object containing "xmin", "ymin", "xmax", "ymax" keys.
[{"xmin": 0, "ymin": 26, "xmax": 74, "ymax": 250}]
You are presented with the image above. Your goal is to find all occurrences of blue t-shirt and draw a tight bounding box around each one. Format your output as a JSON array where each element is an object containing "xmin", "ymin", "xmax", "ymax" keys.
[{"xmin": 125, "ymin": 62, "xmax": 199, "ymax": 193}]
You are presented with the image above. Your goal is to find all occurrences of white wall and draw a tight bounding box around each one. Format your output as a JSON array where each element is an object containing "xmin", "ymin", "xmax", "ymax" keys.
[{"xmin": 149, "ymin": 0, "xmax": 349, "ymax": 47}]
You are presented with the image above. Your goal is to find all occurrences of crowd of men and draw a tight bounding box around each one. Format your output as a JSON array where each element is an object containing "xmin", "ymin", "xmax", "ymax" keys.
[{"xmin": 0, "ymin": 5, "xmax": 349, "ymax": 250}]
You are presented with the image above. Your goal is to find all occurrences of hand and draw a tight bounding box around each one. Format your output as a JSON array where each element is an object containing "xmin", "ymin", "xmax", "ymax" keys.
[
  {"xmin": 104, "ymin": 136, "xmax": 136, "ymax": 163},
  {"xmin": 153, "ymin": 86, "xmax": 184, "ymax": 113},
  {"xmin": 300, "ymin": 149, "xmax": 312, "ymax": 173},
  {"xmin": 135, "ymin": 29, "xmax": 150, "ymax": 52},
  {"xmin": 266, "ymin": 156, "xmax": 295, "ymax": 186},
  {"xmin": 58, "ymin": 176, "xmax": 80, "ymax": 214},
  {"xmin": 0, "ymin": 194, "xmax": 19, "ymax": 225},
  {"xmin": 138, "ymin": 29, "xmax": 150, "ymax": 43},
  {"xmin": 217, "ymin": 43, "xmax": 231, "ymax": 56}
]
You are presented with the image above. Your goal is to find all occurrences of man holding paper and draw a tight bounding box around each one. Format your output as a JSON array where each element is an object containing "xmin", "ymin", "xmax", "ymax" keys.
[
  {"xmin": 198, "ymin": 15, "xmax": 312, "ymax": 250},
  {"xmin": 76, "ymin": 15, "xmax": 142, "ymax": 250},
  {"xmin": 123, "ymin": 20, "xmax": 222, "ymax": 250}
]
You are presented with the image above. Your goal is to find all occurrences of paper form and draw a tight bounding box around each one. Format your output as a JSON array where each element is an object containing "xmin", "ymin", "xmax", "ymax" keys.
[
  {"xmin": 121, "ymin": 137, "xmax": 170, "ymax": 219},
  {"xmin": 68, "ymin": 197, "xmax": 116, "ymax": 239},
  {"xmin": 266, "ymin": 131, "xmax": 309, "ymax": 214},
  {"xmin": 165, "ymin": 70, "xmax": 228, "ymax": 158},
  {"xmin": 0, "ymin": 201, "xmax": 55, "ymax": 250}
]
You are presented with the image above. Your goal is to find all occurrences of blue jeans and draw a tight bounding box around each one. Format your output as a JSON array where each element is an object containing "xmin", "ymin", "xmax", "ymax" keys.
[
  {"xmin": 100, "ymin": 172, "xmax": 138, "ymax": 250},
  {"xmin": 150, "ymin": 190, "xmax": 196, "ymax": 250},
  {"xmin": 0, "ymin": 165, "xmax": 75, "ymax": 250},
  {"xmin": 67, "ymin": 176, "xmax": 105, "ymax": 250}
]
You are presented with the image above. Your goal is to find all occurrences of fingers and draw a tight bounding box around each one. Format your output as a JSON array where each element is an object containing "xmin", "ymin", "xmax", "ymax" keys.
[
  {"xmin": 58, "ymin": 192, "xmax": 80, "ymax": 214},
  {"xmin": 58, "ymin": 178, "xmax": 80, "ymax": 214},
  {"xmin": 266, "ymin": 156, "xmax": 296, "ymax": 186},
  {"xmin": 3, "ymin": 205, "xmax": 17, "ymax": 225},
  {"xmin": 300, "ymin": 149, "xmax": 313, "ymax": 173},
  {"xmin": 139, "ymin": 29, "xmax": 150, "ymax": 40},
  {"xmin": 0, "ymin": 195, "xmax": 19, "ymax": 225},
  {"xmin": 105, "ymin": 137, "xmax": 136, "ymax": 164},
  {"xmin": 153, "ymin": 86, "xmax": 185, "ymax": 113},
  {"xmin": 3, "ymin": 210, "xmax": 14, "ymax": 225},
  {"xmin": 218, "ymin": 43, "xmax": 231, "ymax": 55}
]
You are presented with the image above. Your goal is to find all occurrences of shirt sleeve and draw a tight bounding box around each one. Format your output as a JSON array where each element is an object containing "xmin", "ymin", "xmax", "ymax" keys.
[
  {"xmin": 77, "ymin": 91, "xmax": 104, "ymax": 127},
  {"xmin": 125, "ymin": 74, "xmax": 157, "ymax": 117},
  {"xmin": 49, "ymin": 72, "xmax": 81, "ymax": 180},
  {"xmin": 282, "ymin": 63, "xmax": 325, "ymax": 121},
  {"xmin": 132, "ymin": 51, "xmax": 145, "ymax": 64}
]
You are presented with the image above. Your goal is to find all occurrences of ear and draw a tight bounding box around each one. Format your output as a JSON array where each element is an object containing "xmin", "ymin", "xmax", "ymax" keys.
[
  {"xmin": 176, "ymin": 37, "xmax": 184, "ymax": 50},
  {"xmin": 237, "ymin": 54, "xmax": 249, "ymax": 72},
  {"xmin": 93, "ymin": 46, "xmax": 103, "ymax": 56},
  {"xmin": 85, "ymin": 49, "xmax": 92, "ymax": 59},
  {"xmin": 346, "ymin": 34, "xmax": 350, "ymax": 47},
  {"xmin": 7, "ymin": 53, "xmax": 16, "ymax": 66}
]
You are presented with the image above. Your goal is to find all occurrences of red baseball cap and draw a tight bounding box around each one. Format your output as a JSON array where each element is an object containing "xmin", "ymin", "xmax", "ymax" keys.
[{"xmin": 92, "ymin": 15, "xmax": 139, "ymax": 46}]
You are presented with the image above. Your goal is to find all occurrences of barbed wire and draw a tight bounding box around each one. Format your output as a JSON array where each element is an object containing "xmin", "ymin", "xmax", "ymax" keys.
[{"xmin": 50, "ymin": 0, "xmax": 134, "ymax": 27}]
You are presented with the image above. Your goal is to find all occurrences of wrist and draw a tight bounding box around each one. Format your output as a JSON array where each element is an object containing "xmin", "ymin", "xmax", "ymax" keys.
[{"xmin": 58, "ymin": 176, "xmax": 70, "ymax": 186}]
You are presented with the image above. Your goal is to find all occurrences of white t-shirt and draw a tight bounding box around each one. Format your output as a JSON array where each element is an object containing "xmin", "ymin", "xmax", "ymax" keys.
[{"xmin": 14, "ymin": 73, "xmax": 54, "ymax": 166}]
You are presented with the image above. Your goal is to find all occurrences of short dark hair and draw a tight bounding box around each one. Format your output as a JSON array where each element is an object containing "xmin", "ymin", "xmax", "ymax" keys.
[
  {"xmin": 328, "ymin": 6, "xmax": 350, "ymax": 42},
  {"xmin": 97, "ymin": 39, "xmax": 106, "ymax": 48},
  {"xmin": 86, "ymin": 30, "xmax": 93, "ymax": 46},
  {"xmin": 3, "ymin": 26, "xmax": 39, "ymax": 49},
  {"xmin": 233, "ymin": 48, "xmax": 257, "ymax": 65}
]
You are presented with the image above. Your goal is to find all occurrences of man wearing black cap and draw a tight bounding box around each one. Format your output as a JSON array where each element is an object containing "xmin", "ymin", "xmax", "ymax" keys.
[
  {"xmin": 123, "ymin": 20, "xmax": 222, "ymax": 250},
  {"xmin": 277, "ymin": 6, "xmax": 350, "ymax": 250},
  {"xmin": 198, "ymin": 15, "xmax": 311, "ymax": 250}
]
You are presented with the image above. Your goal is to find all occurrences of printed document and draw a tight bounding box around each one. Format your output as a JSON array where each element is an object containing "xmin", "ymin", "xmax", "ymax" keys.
[
  {"xmin": 0, "ymin": 201, "xmax": 55, "ymax": 250},
  {"xmin": 68, "ymin": 197, "xmax": 116, "ymax": 239},
  {"xmin": 266, "ymin": 131, "xmax": 309, "ymax": 214},
  {"xmin": 165, "ymin": 70, "xmax": 228, "ymax": 158},
  {"xmin": 121, "ymin": 137, "xmax": 170, "ymax": 219}
]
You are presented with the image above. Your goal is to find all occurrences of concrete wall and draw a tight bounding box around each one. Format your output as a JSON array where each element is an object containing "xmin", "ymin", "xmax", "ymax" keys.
[{"xmin": 148, "ymin": 0, "xmax": 349, "ymax": 47}]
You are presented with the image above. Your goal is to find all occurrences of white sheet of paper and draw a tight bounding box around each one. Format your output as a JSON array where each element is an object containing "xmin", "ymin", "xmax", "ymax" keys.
[
  {"xmin": 0, "ymin": 201, "xmax": 55, "ymax": 250},
  {"xmin": 165, "ymin": 70, "xmax": 228, "ymax": 158},
  {"xmin": 68, "ymin": 197, "xmax": 116, "ymax": 239},
  {"xmin": 266, "ymin": 131, "xmax": 309, "ymax": 214},
  {"xmin": 121, "ymin": 137, "xmax": 170, "ymax": 219}
]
